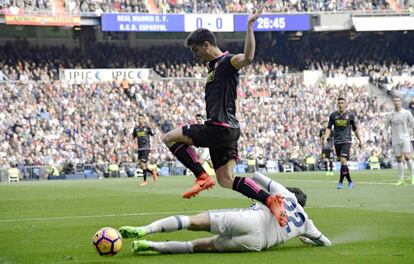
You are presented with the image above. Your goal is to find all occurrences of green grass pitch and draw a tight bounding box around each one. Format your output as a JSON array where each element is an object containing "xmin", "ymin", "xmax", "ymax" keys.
[{"xmin": 0, "ymin": 170, "xmax": 413, "ymax": 264}]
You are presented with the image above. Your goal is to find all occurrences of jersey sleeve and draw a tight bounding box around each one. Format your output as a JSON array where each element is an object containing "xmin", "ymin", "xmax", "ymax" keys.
[
  {"xmin": 148, "ymin": 127, "xmax": 155, "ymax": 136},
  {"xmin": 132, "ymin": 128, "xmax": 137, "ymax": 138},
  {"xmin": 226, "ymin": 54, "xmax": 240, "ymax": 72}
]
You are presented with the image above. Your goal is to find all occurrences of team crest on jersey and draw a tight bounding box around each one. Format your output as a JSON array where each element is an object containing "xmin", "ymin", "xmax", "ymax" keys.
[{"xmin": 206, "ymin": 70, "xmax": 215, "ymax": 83}]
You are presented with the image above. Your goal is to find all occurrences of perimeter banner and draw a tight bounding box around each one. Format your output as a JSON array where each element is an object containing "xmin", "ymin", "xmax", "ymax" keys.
[
  {"xmin": 60, "ymin": 69, "xmax": 151, "ymax": 84},
  {"xmin": 5, "ymin": 15, "xmax": 81, "ymax": 26}
]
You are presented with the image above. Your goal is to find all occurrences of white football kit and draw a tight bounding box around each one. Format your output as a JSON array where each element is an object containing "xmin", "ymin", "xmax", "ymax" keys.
[
  {"xmin": 208, "ymin": 173, "xmax": 331, "ymax": 252},
  {"xmin": 384, "ymin": 108, "xmax": 414, "ymax": 156}
]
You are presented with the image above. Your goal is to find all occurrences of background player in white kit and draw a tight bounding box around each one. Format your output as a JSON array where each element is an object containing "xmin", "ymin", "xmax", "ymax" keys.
[
  {"xmin": 119, "ymin": 172, "xmax": 332, "ymax": 254},
  {"xmin": 384, "ymin": 96, "xmax": 414, "ymax": 185}
]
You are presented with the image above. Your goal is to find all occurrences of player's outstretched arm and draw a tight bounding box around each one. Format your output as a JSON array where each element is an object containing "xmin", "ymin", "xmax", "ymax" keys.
[{"xmin": 230, "ymin": 6, "xmax": 263, "ymax": 69}]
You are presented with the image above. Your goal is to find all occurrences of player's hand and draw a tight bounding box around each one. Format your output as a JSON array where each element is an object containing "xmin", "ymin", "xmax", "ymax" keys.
[
  {"xmin": 247, "ymin": 6, "xmax": 264, "ymax": 25},
  {"xmin": 298, "ymin": 236, "xmax": 318, "ymax": 246}
]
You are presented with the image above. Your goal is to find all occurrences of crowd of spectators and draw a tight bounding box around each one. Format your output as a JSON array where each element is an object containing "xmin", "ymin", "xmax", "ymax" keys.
[
  {"xmin": 1, "ymin": 0, "xmax": 52, "ymax": 14},
  {"xmin": 67, "ymin": 0, "xmax": 411, "ymax": 14},
  {"xmin": 1, "ymin": 33, "xmax": 414, "ymax": 171},
  {"xmin": 0, "ymin": 70, "xmax": 393, "ymax": 172},
  {"xmin": 4, "ymin": 0, "xmax": 413, "ymax": 15}
]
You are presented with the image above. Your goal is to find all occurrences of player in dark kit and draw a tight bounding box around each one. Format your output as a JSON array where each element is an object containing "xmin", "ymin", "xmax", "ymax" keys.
[
  {"xmin": 319, "ymin": 122, "xmax": 334, "ymax": 176},
  {"xmin": 162, "ymin": 7, "xmax": 288, "ymax": 227},
  {"xmin": 323, "ymin": 97, "xmax": 363, "ymax": 189},
  {"xmin": 133, "ymin": 114, "xmax": 156, "ymax": 186}
]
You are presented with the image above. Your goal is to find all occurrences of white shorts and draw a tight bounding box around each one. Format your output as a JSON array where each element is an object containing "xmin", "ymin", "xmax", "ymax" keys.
[
  {"xmin": 209, "ymin": 208, "xmax": 266, "ymax": 252},
  {"xmin": 393, "ymin": 139, "xmax": 413, "ymax": 157}
]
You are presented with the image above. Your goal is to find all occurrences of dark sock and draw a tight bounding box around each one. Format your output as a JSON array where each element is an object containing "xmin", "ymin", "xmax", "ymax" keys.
[
  {"xmin": 340, "ymin": 164, "xmax": 350, "ymax": 183},
  {"xmin": 329, "ymin": 161, "xmax": 333, "ymax": 171},
  {"xmin": 343, "ymin": 165, "xmax": 352, "ymax": 182},
  {"xmin": 143, "ymin": 170, "xmax": 147, "ymax": 182},
  {"xmin": 232, "ymin": 177, "xmax": 270, "ymax": 204},
  {"xmin": 169, "ymin": 143, "xmax": 205, "ymax": 178},
  {"xmin": 324, "ymin": 161, "xmax": 328, "ymax": 171}
]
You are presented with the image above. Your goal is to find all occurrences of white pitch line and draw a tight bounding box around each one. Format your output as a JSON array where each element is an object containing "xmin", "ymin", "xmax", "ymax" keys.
[
  {"xmin": 0, "ymin": 210, "xmax": 203, "ymax": 223},
  {"xmin": 282, "ymin": 179, "xmax": 401, "ymax": 185},
  {"xmin": 0, "ymin": 206, "xmax": 347, "ymax": 223}
]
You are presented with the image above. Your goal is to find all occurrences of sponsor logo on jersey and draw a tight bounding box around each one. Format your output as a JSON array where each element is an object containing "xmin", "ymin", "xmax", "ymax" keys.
[{"xmin": 335, "ymin": 119, "xmax": 348, "ymax": 126}]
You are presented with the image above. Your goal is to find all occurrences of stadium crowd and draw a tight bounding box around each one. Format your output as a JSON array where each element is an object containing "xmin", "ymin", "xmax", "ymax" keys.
[
  {"xmin": 3, "ymin": 0, "xmax": 411, "ymax": 15},
  {"xmin": 1, "ymin": 34, "xmax": 414, "ymax": 171},
  {"xmin": 65, "ymin": 0, "xmax": 411, "ymax": 14},
  {"xmin": 0, "ymin": 68, "xmax": 392, "ymax": 172}
]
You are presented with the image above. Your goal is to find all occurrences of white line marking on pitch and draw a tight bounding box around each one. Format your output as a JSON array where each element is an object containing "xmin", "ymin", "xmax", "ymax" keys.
[{"xmin": 0, "ymin": 211, "xmax": 204, "ymax": 223}]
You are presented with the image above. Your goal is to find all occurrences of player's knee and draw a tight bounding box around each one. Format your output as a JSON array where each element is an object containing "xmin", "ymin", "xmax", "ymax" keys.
[
  {"xmin": 404, "ymin": 155, "xmax": 411, "ymax": 161},
  {"xmin": 162, "ymin": 132, "xmax": 173, "ymax": 145},
  {"xmin": 216, "ymin": 175, "xmax": 233, "ymax": 188}
]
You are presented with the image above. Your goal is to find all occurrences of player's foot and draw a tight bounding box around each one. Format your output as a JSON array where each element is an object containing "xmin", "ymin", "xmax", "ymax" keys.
[
  {"xmin": 325, "ymin": 171, "xmax": 330, "ymax": 176},
  {"xmin": 336, "ymin": 182, "xmax": 343, "ymax": 189},
  {"xmin": 119, "ymin": 226, "xmax": 147, "ymax": 239},
  {"xmin": 265, "ymin": 194, "xmax": 288, "ymax": 227},
  {"xmin": 348, "ymin": 182, "xmax": 353, "ymax": 189},
  {"xmin": 329, "ymin": 171, "xmax": 334, "ymax": 176},
  {"xmin": 131, "ymin": 240, "xmax": 150, "ymax": 253},
  {"xmin": 140, "ymin": 181, "xmax": 148, "ymax": 186},
  {"xmin": 395, "ymin": 180, "xmax": 405, "ymax": 186},
  {"xmin": 182, "ymin": 172, "xmax": 215, "ymax": 199}
]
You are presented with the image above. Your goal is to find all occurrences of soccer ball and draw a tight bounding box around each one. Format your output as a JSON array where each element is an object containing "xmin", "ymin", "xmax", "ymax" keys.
[{"xmin": 92, "ymin": 227, "xmax": 123, "ymax": 256}]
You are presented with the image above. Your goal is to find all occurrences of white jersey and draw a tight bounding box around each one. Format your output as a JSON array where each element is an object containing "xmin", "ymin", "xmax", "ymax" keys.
[
  {"xmin": 384, "ymin": 108, "xmax": 414, "ymax": 145},
  {"xmin": 255, "ymin": 188, "xmax": 322, "ymax": 248}
]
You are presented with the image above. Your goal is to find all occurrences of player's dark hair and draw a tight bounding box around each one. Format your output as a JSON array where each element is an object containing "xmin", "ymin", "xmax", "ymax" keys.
[
  {"xmin": 138, "ymin": 114, "xmax": 144, "ymax": 118},
  {"xmin": 393, "ymin": 95, "xmax": 401, "ymax": 100},
  {"xmin": 185, "ymin": 28, "xmax": 217, "ymax": 47},
  {"xmin": 337, "ymin": 97, "xmax": 346, "ymax": 102},
  {"xmin": 195, "ymin": 113, "xmax": 203, "ymax": 118},
  {"xmin": 286, "ymin": 187, "xmax": 307, "ymax": 207}
]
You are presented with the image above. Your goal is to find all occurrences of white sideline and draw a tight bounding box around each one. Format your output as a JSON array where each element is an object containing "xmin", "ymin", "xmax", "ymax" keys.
[
  {"xmin": 0, "ymin": 205, "xmax": 375, "ymax": 223},
  {"xmin": 0, "ymin": 210, "xmax": 204, "ymax": 223}
]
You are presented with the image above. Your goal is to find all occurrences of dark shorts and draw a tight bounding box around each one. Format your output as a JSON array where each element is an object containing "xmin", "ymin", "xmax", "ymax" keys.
[
  {"xmin": 334, "ymin": 143, "xmax": 351, "ymax": 160},
  {"xmin": 182, "ymin": 124, "xmax": 240, "ymax": 170},
  {"xmin": 138, "ymin": 150, "xmax": 150, "ymax": 163},
  {"xmin": 321, "ymin": 148, "xmax": 334, "ymax": 160}
]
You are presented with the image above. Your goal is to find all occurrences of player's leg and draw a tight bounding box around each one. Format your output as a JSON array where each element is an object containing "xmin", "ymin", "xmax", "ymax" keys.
[
  {"xmin": 163, "ymin": 126, "xmax": 214, "ymax": 196},
  {"xmin": 395, "ymin": 155, "xmax": 405, "ymax": 185},
  {"xmin": 129, "ymin": 213, "xmax": 214, "ymax": 254},
  {"xmin": 138, "ymin": 152, "xmax": 147, "ymax": 186},
  {"xmin": 394, "ymin": 142, "xmax": 405, "ymax": 185},
  {"xmin": 334, "ymin": 144, "xmax": 344, "ymax": 189},
  {"xmin": 329, "ymin": 150, "xmax": 334, "ymax": 175},
  {"xmin": 121, "ymin": 212, "xmax": 210, "ymax": 239},
  {"xmin": 132, "ymin": 237, "xmax": 217, "ymax": 254},
  {"xmin": 214, "ymin": 159, "xmax": 287, "ymax": 226},
  {"xmin": 402, "ymin": 139, "xmax": 413, "ymax": 184}
]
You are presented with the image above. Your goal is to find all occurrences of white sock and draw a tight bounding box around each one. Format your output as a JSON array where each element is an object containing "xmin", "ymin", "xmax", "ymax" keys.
[
  {"xmin": 406, "ymin": 159, "xmax": 413, "ymax": 177},
  {"xmin": 397, "ymin": 162, "xmax": 404, "ymax": 181},
  {"xmin": 143, "ymin": 215, "xmax": 190, "ymax": 234},
  {"xmin": 148, "ymin": 241, "xmax": 194, "ymax": 254}
]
